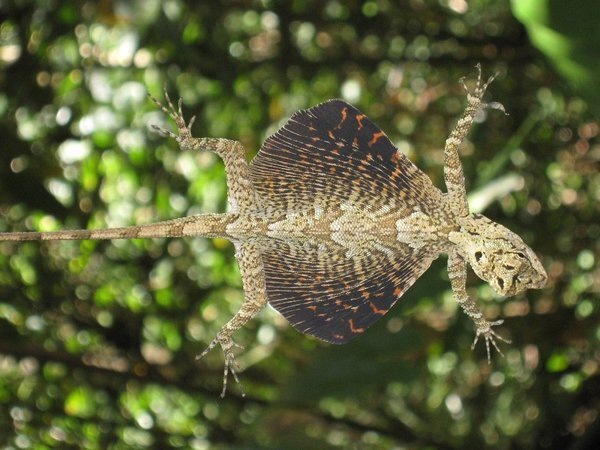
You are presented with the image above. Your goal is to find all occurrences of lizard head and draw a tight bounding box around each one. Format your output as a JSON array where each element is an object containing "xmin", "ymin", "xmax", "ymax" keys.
[{"xmin": 451, "ymin": 214, "xmax": 547, "ymax": 297}]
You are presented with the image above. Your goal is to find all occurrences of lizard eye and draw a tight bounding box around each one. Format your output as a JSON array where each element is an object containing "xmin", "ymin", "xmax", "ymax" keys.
[{"xmin": 474, "ymin": 251, "xmax": 483, "ymax": 262}]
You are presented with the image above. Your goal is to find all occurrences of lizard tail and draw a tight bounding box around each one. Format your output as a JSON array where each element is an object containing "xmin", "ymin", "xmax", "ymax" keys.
[{"xmin": 0, "ymin": 213, "xmax": 235, "ymax": 242}]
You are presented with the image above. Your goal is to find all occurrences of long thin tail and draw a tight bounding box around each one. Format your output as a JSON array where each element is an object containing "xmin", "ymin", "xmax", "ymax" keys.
[{"xmin": 0, "ymin": 213, "xmax": 235, "ymax": 242}]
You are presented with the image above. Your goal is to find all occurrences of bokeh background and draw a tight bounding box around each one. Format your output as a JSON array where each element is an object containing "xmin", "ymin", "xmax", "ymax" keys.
[{"xmin": 0, "ymin": 0, "xmax": 598, "ymax": 449}]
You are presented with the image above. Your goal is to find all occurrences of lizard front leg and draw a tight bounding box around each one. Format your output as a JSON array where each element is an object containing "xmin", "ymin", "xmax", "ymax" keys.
[
  {"xmin": 443, "ymin": 64, "xmax": 506, "ymax": 216},
  {"xmin": 447, "ymin": 250, "xmax": 510, "ymax": 362},
  {"xmin": 149, "ymin": 90, "xmax": 263, "ymax": 214},
  {"xmin": 197, "ymin": 241, "xmax": 267, "ymax": 397}
]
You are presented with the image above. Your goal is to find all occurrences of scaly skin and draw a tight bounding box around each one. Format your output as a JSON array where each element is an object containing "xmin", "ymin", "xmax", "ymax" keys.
[{"xmin": 0, "ymin": 65, "xmax": 547, "ymax": 397}]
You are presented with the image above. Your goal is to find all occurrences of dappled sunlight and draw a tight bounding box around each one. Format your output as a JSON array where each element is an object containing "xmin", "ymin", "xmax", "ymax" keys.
[{"xmin": 0, "ymin": 0, "xmax": 598, "ymax": 449}]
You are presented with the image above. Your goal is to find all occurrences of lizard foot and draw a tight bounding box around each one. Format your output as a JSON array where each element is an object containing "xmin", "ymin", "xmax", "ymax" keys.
[
  {"xmin": 196, "ymin": 332, "xmax": 245, "ymax": 398},
  {"xmin": 148, "ymin": 87, "xmax": 197, "ymax": 150},
  {"xmin": 471, "ymin": 319, "xmax": 511, "ymax": 364},
  {"xmin": 460, "ymin": 63, "xmax": 507, "ymax": 114}
]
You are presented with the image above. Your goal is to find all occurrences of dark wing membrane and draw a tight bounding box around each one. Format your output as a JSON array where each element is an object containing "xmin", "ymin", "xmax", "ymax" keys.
[
  {"xmin": 251, "ymin": 99, "xmax": 440, "ymax": 215},
  {"xmin": 252, "ymin": 100, "xmax": 442, "ymax": 341},
  {"xmin": 262, "ymin": 239, "xmax": 436, "ymax": 344}
]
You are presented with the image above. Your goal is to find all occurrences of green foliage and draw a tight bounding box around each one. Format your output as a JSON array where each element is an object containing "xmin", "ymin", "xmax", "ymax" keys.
[
  {"xmin": 0, "ymin": 0, "xmax": 598, "ymax": 449},
  {"xmin": 512, "ymin": 0, "xmax": 600, "ymax": 115}
]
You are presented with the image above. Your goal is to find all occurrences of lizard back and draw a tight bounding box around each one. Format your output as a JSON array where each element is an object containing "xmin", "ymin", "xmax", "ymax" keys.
[{"xmin": 249, "ymin": 100, "xmax": 444, "ymax": 343}]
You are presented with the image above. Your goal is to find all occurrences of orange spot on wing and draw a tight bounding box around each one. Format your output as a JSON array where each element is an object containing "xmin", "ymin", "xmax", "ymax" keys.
[
  {"xmin": 393, "ymin": 287, "xmax": 403, "ymax": 297},
  {"xmin": 369, "ymin": 302, "xmax": 386, "ymax": 315},
  {"xmin": 356, "ymin": 114, "xmax": 366, "ymax": 130},
  {"xmin": 349, "ymin": 319, "xmax": 364, "ymax": 334},
  {"xmin": 368, "ymin": 131, "xmax": 385, "ymax": 147},
  {"xmin": 335, "ymin": 107, "xmax": 348, "ymax": 129}
]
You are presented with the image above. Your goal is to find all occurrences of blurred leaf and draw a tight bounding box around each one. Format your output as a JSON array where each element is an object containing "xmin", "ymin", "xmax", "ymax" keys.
[
  {"xmin": 64, "ymin": 387, "xmax": 96, "ymax": 418},
  {"xmin": 512, "ymin": 0, "xmax": 600, "ymax": 115}
]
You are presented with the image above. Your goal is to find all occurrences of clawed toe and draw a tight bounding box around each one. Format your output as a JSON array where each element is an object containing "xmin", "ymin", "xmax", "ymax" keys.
[
  {"xmin": 484, "ymin": 101, "xmax": 507, "ymax": 115},
  {"xmin": 472, "ymin": 319, "xmax": 511, "ymax": 364},
  {"xmin": 196, "ymin": 335, "xmax": 245, "ymax": 398},
  {"xmin": 148, "ymin": 87, "xmax": 195, "ymax": 145},
  {"xmin": 460, "ymin": 64, "xmax": 507, "ymax": 114},
  {"xmin": 150, "ymin": 123, "xmax": 176, "ymax": 138},
  {"xmin": 221, "ymin": 351, "xmax": 243, "ymax": 398}
]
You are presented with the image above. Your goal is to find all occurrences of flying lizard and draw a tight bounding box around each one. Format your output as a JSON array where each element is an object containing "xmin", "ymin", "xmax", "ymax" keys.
[{"xmin": 0, "ymin": 65, "xmax": 547, "ymax": 397}]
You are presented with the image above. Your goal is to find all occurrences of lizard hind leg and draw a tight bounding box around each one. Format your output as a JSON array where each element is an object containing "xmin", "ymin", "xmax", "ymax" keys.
[
  {"xmin": 196, "ymin": 327, "xmax": 246, "ymax": 398},
  {"xmin": 148, "ymin": 87, "xmax": 196, "ymax": 145},
  {"xmin": 149, "ymin": 88, "xmax": 263, "ymax": 213},
  {"xmin": 196, "ymin": 242, "xmax": 267, "ymax": 398}
]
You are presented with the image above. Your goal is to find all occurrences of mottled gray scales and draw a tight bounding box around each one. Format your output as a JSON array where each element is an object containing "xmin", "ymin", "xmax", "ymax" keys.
[
  {"xmin": 197, "ymin": 241, "xmax": 267, "ymax": 397},
  {"xmin": 0, "ymin": 66, "xmax": 547, "ymax": 397},
  {"xmin": 0, "ymin": 215, "xmax": 234, "ymax": 242}
]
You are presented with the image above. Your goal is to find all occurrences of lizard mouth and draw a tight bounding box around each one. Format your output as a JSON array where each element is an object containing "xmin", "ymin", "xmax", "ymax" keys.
[
  {"xmin": 531, "ymin": 269, "xmax": 548, "ymax": 289},
  {"xmin": 494, "ymin": 269, "xmax": 547, "ymax": 297}
]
